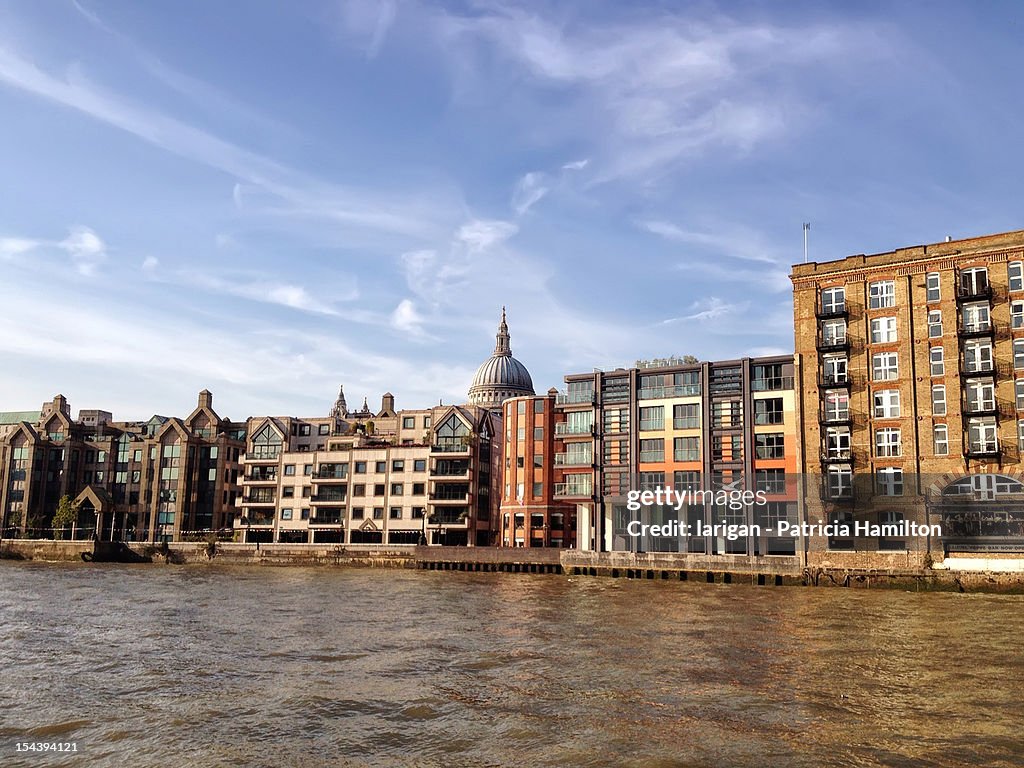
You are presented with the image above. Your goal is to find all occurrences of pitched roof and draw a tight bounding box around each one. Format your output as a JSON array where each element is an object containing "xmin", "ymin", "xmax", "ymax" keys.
[{"xmin": 0, "ymin": 411, "xmax": 41, "ymax": 425}]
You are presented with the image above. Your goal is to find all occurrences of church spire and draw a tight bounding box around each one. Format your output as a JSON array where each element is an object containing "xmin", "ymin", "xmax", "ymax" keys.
[
  {"xmin": 494, "ymin": 306, "xmax": 511, "ymax": 356},
  {"xmin": 330, "ymin": 384, "xmax": 348, "ymax": 418}
]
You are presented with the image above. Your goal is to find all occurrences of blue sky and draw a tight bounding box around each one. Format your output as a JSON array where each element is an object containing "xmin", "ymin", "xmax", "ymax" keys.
[{"xmin": 1, "ymin": 1, "xmax": 1023, "ymax": 420}]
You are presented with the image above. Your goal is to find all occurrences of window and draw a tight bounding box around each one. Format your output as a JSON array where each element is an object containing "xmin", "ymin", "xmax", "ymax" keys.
[
  {"xmin": 1016, "ymin": 340, "xmax": 1024, "ymax": 370},
  {"xmin": 403, "ymin": 416, "xmax": 415, "ymax": 429},
  {"xmin": 355, "ymin": 461, "xmax": 366, "ymax": 474},
  {"xmin": 282, "ymin": 487, "xmax": 294, "ymax": 498},
  {"xmin": 284, "ymin": 464, "xmax": 296, "ymax": 476},
  {"xmin": 532, "ymin": 482, "xmax": 543, "ymax": 497},
  {"xmin": 754, "ymin": 398, "xmax": 784, "ymax": 425},
  {"xmin": 960, "ymin": 267, "xmax": 989, "ymax": 296},
  {"xmin": 822, "ymin": 354, "xmax": 848, "ymax": 385},
  {"xmin": 639, "ymin": 406, "xmax": 664, "ymax": 431},
  {"xmin": 875, "ymin": 428, "xmax": 902, "ymax": 458},
  {"xmin": 517, "ymin": 427, "xmax": 526, "ymax": 441},
  {"xmin": 301, "ymin": 509, "xmax": 310, "ymax": 521},
  {"xmin": 755, "ymin": 433, "xmax": 785, "ymax": 459},
  {"xmin": 639, "ymin": 439, "xmax": 664, "ymax": 463},
  {"xmin": 1019, "ymin": 421, "xmax": 1024, "ymax": 451},
  {"xmin": 374, "ymin": 483, "xmax": 385, "ymax": 496},
  {"xmin": 390, "ymin": 507, "xmax": 402, "ymax": 519},
  {"xmin": 302, "ymin": 486, "xmax": 311, "ymax": 498},
  {"xmin": 392, "ymin": 459, "xmax": 404, "ymax": 472},
  {"xmin": 533, "ymin": 427, "xmax": 543, "ymax": 441},
  {"xmin": 962, "ymin": 302, "xmax": 990, "ymax": 333},
  {"xmin": 934, "ymin": 425, "xmax": 949, "ymax": 456},
  {"xmin": 319, "ymin": 424, "xmax": 330, "ymax": 435},
  {"xmin": 534, "ymin": 454, "xmax": 543, "ymax": 467},
  {"xmin": 351, "ymin": 507, "xmax": 364, "ymax": 519},
  {"xmin": 967, "ymin": 417, "xmax": 998, "ymax": 453},
  {"xmin": 375, "ymin": 461, "xmax": 386, "ymax": 473},
  {"xmin": 673, "ymin": 403, "xmax": 700, "ymax": 429},
  {"xmin": 303, "ymin": 464, "xmax": 313, "ymax": 476},
  {"xmin": 414, "ymin": 459, "xmax": 426, "ymax": 472},
  {"xmin": 412, "ymin": 507, "xmax": 425, "ymax": 519},
  {"xmin": 756, "ymin": 469, "xmax": 786, "ymax": 494},
  {"xmin": 871, "ymin": 317, "xmax": 897, "ymax": 343},
  {"xmin": 927, "ymin": 310, "xmax": 942, "ymax": 338},
  {"xmin": 281, "ymin": 508, "xmax": 293, "ymax": 520},
  {"xmin": 821, "ymin": 286, "xmax": 845, "ymax": 314},
  {"xmin": 876, "ymin": 468, "xmax": 904, "ymax": 496},
  {"xmin": 412, "ymin": 482, "xmax": 425, "ymax": 495},
  {"xmin": 534, "ymin": 400, "xmax": 544, "ymax": 413},
  {"xmin": 1013, "ymin": 301, "xmax": 1024, "ymax": 329},
  {"xmin": 965, "ymin": 381, "xmax": 995, "ymax": 413},
  {"xmin": 352, "ymin": 483, "xmax": 365, "ymax": 496},
  {"xmin": 823, "ymin": 391, "xmax": 849, "ymax": 422},
  {"xmin": 872, "ymin": 353, "xmax": 898, "ymax": 381},
  {"xmin": 932, "ymin": 385, "xmax": 947, "ymax": 416},
  {"xmin": 673, "ymin": 437, "xmax": 700, "ymax": 461},
  {"xmin": 826, "ymin": 466, "xmax": 853, "ymax": 499},
  {"xmin": 825, "ymin": 427, "xmax": 850, "ymax": 459},
  {"xmin": 930, "ymin": 347, "xmax": 944, "ymax": 376},
  {"xmin": 373, "ymin": 507, "xmax": 384, "ymax": 519},
  {"xmin": 874, "ymin": 390, "xmax": 900, "ymax": 418},
  {"xmin": 821, "ymin": 320, "xmax": 847, "ymax": 345},
  {"xmin": 517, "ymin": 401, "xmax": 526, "ymax": 414},
  {"xmin": 391, "ymin": 483, "xmax": 403, "ymax": 495},
  {"xmin": 299, "ymin": 424, "xmax": 311, "ymax": 436},
  {"xmin": 964, "ymin": 341, "xmax": 994, "ymax": 373},
  {"xmin": 926, "ymin": 272, "xmax": 940, "ymax": 302},
  {"xmin": 869, "ymin": 280, "xmax": 895, "ymax": 309},
  {"xmin": 1010, "ymin": 261, "xmax": 1024, "ymax": 292}
]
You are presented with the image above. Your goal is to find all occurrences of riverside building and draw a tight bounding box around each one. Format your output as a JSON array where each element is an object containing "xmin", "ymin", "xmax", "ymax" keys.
[
  {"xmin": 792, "ymin": 229, "xmax": 1024, "ymax": 568},
  {"xmin": 506, "ymin": 356, "xmax": 801, "ymax": 557},
  {"xmin": 0, "ymin": 391, "xmax": 245, "ymax": 542}
]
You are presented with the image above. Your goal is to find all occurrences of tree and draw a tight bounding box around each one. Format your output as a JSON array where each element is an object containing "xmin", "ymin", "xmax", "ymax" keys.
[
  {"xmin": 682, "ymin": 355, "xmax": 699, "ymax": 364},
  {"xmin": 52, "ymin": 495, "xmax": 79, "ymax": 540}
]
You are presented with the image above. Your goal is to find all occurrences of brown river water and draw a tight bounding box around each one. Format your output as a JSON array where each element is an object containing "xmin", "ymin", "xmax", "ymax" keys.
[{"xmin": 1, "ymin": 562, "xmax": 1022, "ymax": 767}]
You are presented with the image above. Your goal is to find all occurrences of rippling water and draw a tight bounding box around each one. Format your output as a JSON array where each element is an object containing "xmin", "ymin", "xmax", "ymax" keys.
[{"xmin": 1, "ymin": 563, "xmax": 1023, "ymax": 767}]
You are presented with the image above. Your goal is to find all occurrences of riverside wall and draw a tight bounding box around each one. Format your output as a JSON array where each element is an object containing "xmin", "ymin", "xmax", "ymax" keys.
[{"xmin": 3, "ymin": 539, "xmax": 1024, "ymax": 592}]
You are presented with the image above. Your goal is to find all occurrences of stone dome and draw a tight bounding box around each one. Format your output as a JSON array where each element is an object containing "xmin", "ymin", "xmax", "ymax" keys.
[{"xmin": 468, "ymin": 308, "xmax": 535, "ymax": 408}]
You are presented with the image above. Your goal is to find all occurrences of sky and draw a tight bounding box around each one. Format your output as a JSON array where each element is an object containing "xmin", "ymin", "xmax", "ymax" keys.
[{"xmin": 1, "ymin": 0, "xmax": 1023, "ymax": 421}]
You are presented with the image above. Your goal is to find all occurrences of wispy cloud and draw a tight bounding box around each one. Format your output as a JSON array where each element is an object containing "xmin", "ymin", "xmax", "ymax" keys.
[
  {"xmin": 511, "ymin": 171, "xmax": 548, "ymax": 215},
  {"xmin": 456, "ymin": 219, "xmax": 519, "ymax": 251},
  {"xmin": 340, "ymin": 0, "xmax": 398, "ymax": 58},
  {"xmin": 638, "ymin": 219, "xmax": 782, "ymax": 265},
  {"xmin": 663, "ymin": 297, "xmax": 746, "ymax": 324},
  {"xmin": 60, "ymin": 226, "xmax": 106, "ymax": 276}
]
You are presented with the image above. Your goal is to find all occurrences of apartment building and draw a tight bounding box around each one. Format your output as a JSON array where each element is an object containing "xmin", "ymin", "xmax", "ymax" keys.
[
  {"xmin": 499, "ymin": 391, "xmax": 576, "ymax": 547},
  {"xmin": 539, "ymin": 356, "xmax": 799, "ymax": 557},
  {"xmin": 0, "ymin": 391, "xmax": 244, "ymax": 541},
  {"xmin": 235, "ymin": 392, "xmax": 502, "ymax": 546},
  {"xmin": 792, "ymin": 229, "xmax": 1024, "ymax": 567}
]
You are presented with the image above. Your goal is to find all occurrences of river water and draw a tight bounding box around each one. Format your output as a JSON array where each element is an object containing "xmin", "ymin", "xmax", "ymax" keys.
[{"xmin": 0, "ymin": 563, "xmax": 1022, "ymax": 767}]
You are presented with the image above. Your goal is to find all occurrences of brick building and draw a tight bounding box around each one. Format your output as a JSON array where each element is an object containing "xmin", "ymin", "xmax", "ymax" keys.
[{"xmin": 792, "ymin": 229, "xmax": 1024, "ymax": 567}]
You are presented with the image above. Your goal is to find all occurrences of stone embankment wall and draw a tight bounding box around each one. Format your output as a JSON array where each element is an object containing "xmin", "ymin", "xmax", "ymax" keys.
[{"xmin": 4, "ymin": 540, "xmax": 1024, "ymax": 592}]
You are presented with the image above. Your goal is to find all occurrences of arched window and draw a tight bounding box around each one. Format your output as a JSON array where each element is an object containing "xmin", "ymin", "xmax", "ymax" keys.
[
  {"xmin": 943, "ymin": 474, "xmax": 1024, "ymax": 500},
  {"xmin": 435, "ymin": 414, "xmax": 468, "ymax": 451}
]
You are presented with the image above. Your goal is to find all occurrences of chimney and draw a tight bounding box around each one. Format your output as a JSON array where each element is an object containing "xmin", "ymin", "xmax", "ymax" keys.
[
  {"xmin": 199, "ymin": 389, "xmax": 213, "ymax": 409},
  {"xmin": 381, "ymin": 392, "xmax": 395, "ymax": 413}
]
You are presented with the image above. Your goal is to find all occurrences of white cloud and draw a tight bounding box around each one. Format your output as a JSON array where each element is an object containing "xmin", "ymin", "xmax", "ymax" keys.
[
  {"xmin": 511, "ymin": 171, "xmax": 549, "ymax": 215},
  {"xmin": 340, "ymin": 0, "xmax": 398, "ymax": 58},
  {"xmin": 141, "ymin": 255, "xmax": 159, "ymax": 273},
  {"xmin": 456, "ymin": 219, "xmax": 518, "ymax": 251},
  {"xmin": 663, "ymin": 297, "xmax": 745, "ymax": 324},
  {"xmin": 638, "ymin": 219, "xmax": 783, "ymax": 265},
  {"xmin": 181, "ymin": 272, "xmax": 355, "ymax": 316},
  {"xmin": 59, "ymin": 226, "xmax": 106, "ymax": 275},
  {"xmin": 561, "ymin": 158, "xmax": 590, "ymax": 171},
  {"xmin": 0, "ymin": 237, "xmax": 41, "ymax": 259}
]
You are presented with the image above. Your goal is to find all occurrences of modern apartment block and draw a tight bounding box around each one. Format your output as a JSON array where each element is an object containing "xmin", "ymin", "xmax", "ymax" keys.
[
  {"xmin": 537, "ymin": 356, "xmax": 800, "ymax": 557},
  {"xmin": 235, "ymin": 391, "xmax": 503, "ymax": 546},
  {"xmin": 499, "ymin": 390, "xmax": 576, "ymax": 547},
  {"xmin": 0, "ymin": 391, "xmax": 244, "ymax": 542},
  {"xmin": 792, "ymin": 229, "xmax": 1024, "ymax": 567}
]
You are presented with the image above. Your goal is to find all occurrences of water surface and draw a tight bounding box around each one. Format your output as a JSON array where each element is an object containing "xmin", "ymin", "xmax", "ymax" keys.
[{"xmin": 1, "ymin": 563, "xmax": 1022, "ymax": 767}]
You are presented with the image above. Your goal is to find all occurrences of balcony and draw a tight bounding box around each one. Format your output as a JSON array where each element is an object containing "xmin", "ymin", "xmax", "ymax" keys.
[
  {"xmin": 818, "ymin": 410, "xmax": 852, "ymax": 426},
  {"xmin": 311, "ymin": 493, "xmax": 347, "ymax": 504},
  {"xmin": 555, "ymin": 422, "xmax": 595, "ymax": 436},
  {"xmin": 429, "ymin": 510, "xmax": 467, "ymax": 525},
  {"xmin": 313, "ymin": 469, "xmax": 348, "ymax": 480},
  {"xmin": 430, "ymin": 492, "xmax": 470, "ymax": 503},
  {"xmin": 816, "ymin": 333, "xmax": 850, "ymax": 353},
  {"xmin": 244, "ymin": 472, "xmax": 277, "ymax": 483},
  {"xmin": 242, "ymin": 515, "xmax": 275, "ymax": 526},
  {"xmin": 815, "ymin": 302, "xmax": 848, "ymax": 320},
  {"xmin": 958, "ymin": 321, "xmax": 995, "ymax": 340},
  {"xmin": 555, "ymin": 452, "xmax": 592, "ymax": 467},
  {"xmin": 638, "ymin": 384, "xmax": 701, "ymax": 400},
  {"xmin": 555, "ymin": 391, "xmax": 596, "ymax": 405},
  {"xmin": 956, "ymin": 283, "xmax": 993, "ymax": 303},
  {"xmin": 820, "ymin": 449, "xmax": 853, "ymax": 464},
  {"xmin": 554, "ymin": 483, "xmax": 593, "ymax": 499},
  {"xmin": 310, "ymin": 512, "xmax": 343, "ymax": 525},
  {"xmin": 962, "ymin": 399, "xmax": 1000, "ymax": 418},
  {"xmin": 751, "ymin": 376, "xmax": 794, "ymax": 392},
  {"xmin": 959, "ymin": 363, "xmax": 997, "ymax": 380},
  {"xmin": 430, "ymin": 442, "xmax": 471, "ymax": 454},
  {"xmin": 819, "ymin": 373, "xmax": 851, "ymax": 389},
  {"xmin": 244, "ymin": 450, "xmax": 281, "ymax": 462},
  {"xmin": 965, "ymin": 443, "xmax": 1001, "ymax": 460}
]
